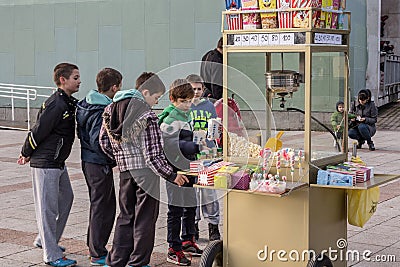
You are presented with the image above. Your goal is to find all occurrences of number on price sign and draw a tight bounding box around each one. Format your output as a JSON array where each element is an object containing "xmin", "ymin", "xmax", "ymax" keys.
[
  {"xmin": 259, "ymin": 34, "xmax": 269, "ymax": 45},
  {"xmin": 270, "ymin": 34, "xmax": 279, "ymax": 45},
  {"xmin": 249, "ymin": 34, "xmax": 259, "ymax": 46},
  {"xmin": 241, "ymin": 34, "xmax": 250, "ymax": 46},
  {"xmin": 234, "ymin": 35, "xmax": 242, "ymax": 46},
  {"xmin": 280, "ymin": 33, "xmax": 294, "ymax": 45}
]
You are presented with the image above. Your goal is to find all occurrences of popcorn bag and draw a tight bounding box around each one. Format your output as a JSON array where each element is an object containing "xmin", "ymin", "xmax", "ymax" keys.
[
  {"xmin": 242, "ymin": 0, "xmax": 262, "ymax": 29},
  {"xmin": 292, "ymin": 0, "xmax": 320, "ymax": 28},
  {"xmin": 226, "ymin": 13, "xmax": 243, "ymax": 30},
  {"xmin": 258, "ymin": 0, "xmax": 277, "ymax": 29},
  {"xmin": 225, "ymin": 0, "xmax": 243, "ymax": 30},
  {"xmin": 277, "ymin": 0, "xmax": 292, "ymax": 28}
]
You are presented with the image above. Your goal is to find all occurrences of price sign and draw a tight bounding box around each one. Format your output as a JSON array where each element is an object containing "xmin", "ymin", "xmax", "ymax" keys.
[
  {"xmin": 314, "ymin": 33, "xmax": 342, "ymax": 45},
  {"xmin": 249, "ymin": 34, "xmax": 259, "ymax": 46},
  {"xmin": 233, "ymin": 34, "xmax": 242, "ymax": 46},
  {"xmin": 241, "ymin": 34, "xmax": 250, "ymax": 46},
  {"xmin": 259, "ymin": 34, "xmax": 269, "ymax": 46},
  {"xmin": 280, "ymin": 33, "xmax": 294, "ymax": 45},
  {"xmin": 269, "ymin": 34, "xmax": 280, "ymax": 45}
]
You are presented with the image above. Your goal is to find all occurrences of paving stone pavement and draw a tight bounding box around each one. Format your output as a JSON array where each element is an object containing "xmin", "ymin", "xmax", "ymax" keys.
[{"xmin": 0, "ymin": 103, "xmax": 400, "ymax": 266}]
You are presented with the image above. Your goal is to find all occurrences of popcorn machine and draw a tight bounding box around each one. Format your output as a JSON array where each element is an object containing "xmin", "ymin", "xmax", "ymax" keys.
[{"xmin": 198, "ymin": 3, "xmax": 400, "ymax": 267}]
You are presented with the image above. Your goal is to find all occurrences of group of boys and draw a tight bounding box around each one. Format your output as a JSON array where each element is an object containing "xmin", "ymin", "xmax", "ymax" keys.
[{"xmin": 18, "ymin": 63, "xmax": 221, "ymax": 267}]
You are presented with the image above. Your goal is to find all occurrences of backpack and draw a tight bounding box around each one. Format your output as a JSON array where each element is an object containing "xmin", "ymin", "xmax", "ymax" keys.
[{"xmin": 214, "ymin": 94, "xmax": 243, "ymax": 135}]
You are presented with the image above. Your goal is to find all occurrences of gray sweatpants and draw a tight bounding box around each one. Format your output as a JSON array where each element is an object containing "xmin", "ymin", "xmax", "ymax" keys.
[
  {"xmin": 31, "ymin": 167, "xmax": 74, "ymax": 263},
  {"xmin": 195, "ymin": 188, "xmax": 220, "ymax": 225}
]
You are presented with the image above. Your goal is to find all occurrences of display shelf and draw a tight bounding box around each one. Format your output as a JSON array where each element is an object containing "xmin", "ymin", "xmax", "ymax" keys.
[
  {"xmin": 310, "ymin": 173, "xmax": 400, "ymax": 190},
  {"xmin": 194, "ymin": 181, "xmax": 308, "ymax": 198}
]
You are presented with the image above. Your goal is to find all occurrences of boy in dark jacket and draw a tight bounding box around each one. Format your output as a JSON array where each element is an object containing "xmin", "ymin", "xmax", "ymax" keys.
[
  {"xmin": 18, "ymin": 63, "xmax": 80, "ymax": 267},
  {"xmin": 158, "ymin": 79, "xmax": 203, "ymax": 266},
  {"xmin": 76, "ymin": 68, "xmax": 122, "ymax": 265},
  {"xmin": 100, "ymin": 72, "xmax": 188, "ymax": 267}
]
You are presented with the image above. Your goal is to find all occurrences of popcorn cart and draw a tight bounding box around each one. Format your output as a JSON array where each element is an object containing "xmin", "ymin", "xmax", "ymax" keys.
[{"xmin": 197, "ymin": 4, "xmax": 400, "ymax": 267}]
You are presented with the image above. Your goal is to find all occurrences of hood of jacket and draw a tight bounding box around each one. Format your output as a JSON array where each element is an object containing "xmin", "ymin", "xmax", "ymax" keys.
[
  {"xmin": 105, "ymin": 93, "xmax": 150, "ymax": 142},
  {"xmin": 76, "ymin": 90, "xmax": 111, "ymax": 126},
  {"xmin": 158, "ymin": 104, "xmax": 191, "ymax": 126},
  {"xmin": 113, "ymin": 88, "xmax": 144, "ymax": 103},
  {"xmin": 86, "ymin": 89, "xmax": 112, "ymax": 106}
]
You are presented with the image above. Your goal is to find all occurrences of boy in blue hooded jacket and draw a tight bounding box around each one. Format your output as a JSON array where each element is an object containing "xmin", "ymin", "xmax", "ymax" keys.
[{"xmin": 76, "ymin": 68, "xmax": 122, "ymax": 265}]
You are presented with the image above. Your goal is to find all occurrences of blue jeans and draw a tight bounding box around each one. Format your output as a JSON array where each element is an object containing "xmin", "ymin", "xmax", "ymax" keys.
[{"xmin": 348, "ymin": 123, "xmax": 373, "ymax": 144}]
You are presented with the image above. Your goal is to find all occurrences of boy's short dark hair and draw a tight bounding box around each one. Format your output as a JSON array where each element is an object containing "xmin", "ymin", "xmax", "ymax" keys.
[
  {"xmin": 217, "ymin": 37, "xmax": 223, "ymax": 49},
  {"xmin": 96, "ymin": 68, "xmax": 123, "ymax": 92},
  {"xmin": 136, "ymin": 72, "xmax": 166, "ymax": 95},
  {"xmin": 186, "ymin": 74, "xmax": 204, "ymax": 85},
  {"xmin": 169, "ymin": 79, "xmax": 195, "ymax": 101},
  {"xmin": 53, "ymin": 63, "xmax": 79, "ymax": 86}
]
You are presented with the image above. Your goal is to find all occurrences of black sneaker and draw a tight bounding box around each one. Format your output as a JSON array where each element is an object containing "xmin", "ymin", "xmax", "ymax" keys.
[
  {"xmin": 368, "ymin": 142, "xmax": 375, "ymax": 151},
  {"xmin": 194, "ymin": 223, "xmax": 199, "ymax": 241},
  {"xmin": 208, "ymin": 223, "xmax": 221, "ymax": 241},
  {"xmin": 182, "ymin": 239, "xmax": 203, "ymax": 257},
  {"xmin": 167, "ymin": 248, "xmax": 191, "ymax": 266},
  {"xmin": 357, "ymin": 140, "xmax": 365, "ymax": 149}
]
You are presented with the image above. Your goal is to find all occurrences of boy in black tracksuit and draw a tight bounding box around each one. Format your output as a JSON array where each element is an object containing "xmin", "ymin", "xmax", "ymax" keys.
[
  {"xmin": 158, "ymin": 79, "xmax": 203, "ymax": 266},
  {"xmin": 76, "ymin": 68, "xmax": 122, "ymax": 265},
  {"xmin": 18, "ymin": 63, "xmax": 80, "ymax": 267}
]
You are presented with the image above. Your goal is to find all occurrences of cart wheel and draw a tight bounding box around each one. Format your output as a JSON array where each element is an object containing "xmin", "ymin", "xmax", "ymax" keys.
[
  {"xmin": 307, "ymin": 254, "xmax": 333, "ymax": 267},
  {"xmin": 200, "ymin": 240, "xmax": 223, "ymax": 267}
]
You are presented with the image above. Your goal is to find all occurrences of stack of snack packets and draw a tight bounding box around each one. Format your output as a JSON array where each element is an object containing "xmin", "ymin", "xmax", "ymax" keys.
[{"xmin": 258, "ymin": 0, "xmax": 277, "ymax": 29}]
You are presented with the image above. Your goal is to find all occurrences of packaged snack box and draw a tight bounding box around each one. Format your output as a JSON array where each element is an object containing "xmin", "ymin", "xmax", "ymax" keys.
[
  {"xmin": 277, "ymin": 0, "xmax": 292, "ymax": 28},
  {"xmin": 320, "ymin": 0, "xmax": 328, "ymax": 28},
  {"xmin": 292, "ymin": 0, "xmax": 320, "ymax": 28},
  {"xmin": 258, "ymin": 0, "xmax": 278, "ymax": 29},
  {"xmin": 242, "ymin": 0, "xmax": 262, "ymax": 29},
  {"xmin": 330, "ymin": 0, "xmax": 341, "ymax": 29}
]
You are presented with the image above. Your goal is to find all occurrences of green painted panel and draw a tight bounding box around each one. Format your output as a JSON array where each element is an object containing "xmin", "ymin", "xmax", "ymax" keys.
[
  {"xmin": 170, "ymin": 0, "xmax": 194, "ymax": 49},
  {"xmin": 35, "ymin": 51, "xmax": 56, "ymax": 86},
  {"xmin": 145, "ymin": 0, "xmax": 170, "ymax": 24},
  {"xmin": 121, "ymin": 50, "xmax": 146, "ymax": 90},
  {"xmin": 170, "ymin": 49, "xmax": 197, "ymax": 65},
  {"xmin": 76, "ymin": 51, "xmax": 99, "ymax": 99},
  {"xmin": 55, "ymin": 27, "xmax": 77, "ymax": 63},
  {"xmin": 99, "ymin": 26, "xmax": 122, "ymax": 69},
  {"xmin": 0, "ymin": 29, "xmax": 14, "ymax": 53},
  {"xmin": 15, "ymin": 29, "xmax": 34, "ymax": 76},
  {"xmin": 77, "ymin": 2, "xmax": 99, "ymax": 51},
  {"xmin": 195, "ymin": 23, "xmax": 222, "ymax": 60},
  {"xmin": 145, "ymin": 24, "xmax": 169, "ymax": 72},
  {"xmin": 15, "ymin": 4, "xmax": 34, "ymax": 30},
  {"xmin": 99, "ymin": 0, "xmax": 122, "ymax": 26},
  {"xmin": 35, "ymin": 29, "xmax": 55, "ymax": 52},
  {"xmin": 122, "ymin": 0, "xmax": 145, "ymax": 50},
  {"xmin": 54, "ymin": 3, "xmax": 76, "ymax": 28},
  {"xmin": 0, "ymin": 5, "xmax": 14, "ymax": 30},
  {"xmin": 0, "ymin": 53, "xmax": 15, "ymax": 83},
  {"xmin": 195, "ymin": 0, "xmax": 224, "ymax": 23}
]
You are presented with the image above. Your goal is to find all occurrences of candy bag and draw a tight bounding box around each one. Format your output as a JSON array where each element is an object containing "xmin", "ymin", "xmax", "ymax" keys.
[{"xmin": 347, "ymin": 187, "xmax": 379, "ymax": 227}]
